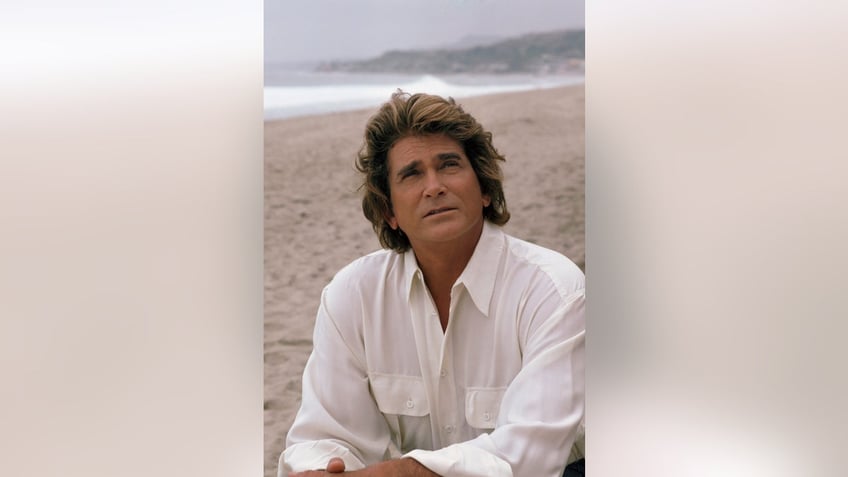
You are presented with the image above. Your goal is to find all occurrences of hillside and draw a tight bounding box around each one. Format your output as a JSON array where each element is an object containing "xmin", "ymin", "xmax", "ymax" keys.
[{"xmin": 316, "ymin": 29, "xmax": 584, "ymax": 75}]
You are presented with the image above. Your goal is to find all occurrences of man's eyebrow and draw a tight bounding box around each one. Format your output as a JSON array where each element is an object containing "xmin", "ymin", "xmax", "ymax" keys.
[
  {"xmin": 396, "ymin": 160, "xmax": 421, "ymax": 178},
  {"xmin": 436, "ymin": 152, "xmax": 463, "ymax": 161}
]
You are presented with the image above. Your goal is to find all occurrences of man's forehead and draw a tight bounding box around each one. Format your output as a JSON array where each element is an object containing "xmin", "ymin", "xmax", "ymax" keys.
[{"xmin": 387, "ymin": 134, "xmax": 465, "ymax": 166}]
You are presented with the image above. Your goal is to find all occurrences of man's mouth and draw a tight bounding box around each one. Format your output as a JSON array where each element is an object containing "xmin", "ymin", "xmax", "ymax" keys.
[{"xmin": 424, "ymin": 207, "xmax": 454, "ymax": 217}]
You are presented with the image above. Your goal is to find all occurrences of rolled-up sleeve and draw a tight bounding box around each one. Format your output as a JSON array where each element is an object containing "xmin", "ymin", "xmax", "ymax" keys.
[
  {"xmin": 403, "ymin": 290, "xmax": 586, "ymax": 477},
  {"xmin": 280, "ymin": 283, "xmax": 393, "ymax": 476}
]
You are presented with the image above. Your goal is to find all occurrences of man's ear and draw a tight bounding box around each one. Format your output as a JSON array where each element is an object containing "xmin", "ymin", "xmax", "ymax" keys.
[
  {"xmin": 385, "ymin": 212, "xmax": 398, "ymax": 230},
  {"xmin": 482, "ymin": 194, "xmax": 491, "ymax": 208}
]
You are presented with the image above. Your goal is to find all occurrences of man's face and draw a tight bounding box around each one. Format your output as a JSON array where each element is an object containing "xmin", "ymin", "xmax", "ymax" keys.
[{"xmin": 385, "ymin": 134, "xmax": 491, "ymax": 249}]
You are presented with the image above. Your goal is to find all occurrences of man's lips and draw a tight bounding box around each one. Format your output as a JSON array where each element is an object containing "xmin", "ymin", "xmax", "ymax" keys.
[{"xmin": 423, "ymin": 207, "xmax": 456, "ymax": 218}]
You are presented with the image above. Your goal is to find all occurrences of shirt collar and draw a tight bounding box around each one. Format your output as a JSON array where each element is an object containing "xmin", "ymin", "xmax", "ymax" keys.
[
  {"xmin": 455, "ymin": 220, "xmax": 503, "ymax": 316},
  {"xmin": 401, "ymin": 220, "xmax": 505, "ymax": 316},
  {"xmin": 402, "ymin": 246, "xmax": 423, "ymax": 303}
]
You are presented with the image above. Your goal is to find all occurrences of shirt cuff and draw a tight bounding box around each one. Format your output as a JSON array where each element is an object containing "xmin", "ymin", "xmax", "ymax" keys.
[
  {"xmin": 403, "ymin": 443, "xmax": 512, "ymax": 477},
  {"xmin": 280, "ymin": 440, "xmax": 365, "ymax": 477}
]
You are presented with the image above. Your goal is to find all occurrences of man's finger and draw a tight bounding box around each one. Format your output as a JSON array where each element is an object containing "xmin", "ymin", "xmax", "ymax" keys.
[
  {"xmin": 325, "ymin": 457, "xmax": 346, "ymax": 473},
  {"xmin": 291, "ymin": 472, "xmax": 324, "ymax": 477}
]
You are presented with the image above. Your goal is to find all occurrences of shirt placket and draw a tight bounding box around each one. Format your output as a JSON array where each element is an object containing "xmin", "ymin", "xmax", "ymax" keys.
[
  {"xmin": 408, "ymin": 274, "xmax": 449, "ymax": 450},
  {"xmin": 435, "ymin": 284, "xmax": 463, "ymax": 445}
]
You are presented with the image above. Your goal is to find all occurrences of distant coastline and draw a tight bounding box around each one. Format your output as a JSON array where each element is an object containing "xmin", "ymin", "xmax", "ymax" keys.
[
  {"xmin": 314, "ymin": 29, "xmax": 584, "ymax": 75},
  {"xmin": 263, "ymin": 29, "xmax": 585, "ymax": 120}
]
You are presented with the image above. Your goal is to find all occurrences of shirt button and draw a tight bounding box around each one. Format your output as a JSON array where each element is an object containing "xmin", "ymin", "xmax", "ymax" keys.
[
  {"xmin": 439, "ymin": 369, "xmax": 447, "ymax": 377},
  {"xmin": 483, "ymin": 412, "xmax": 491, "ymax": 421},
  {"xmin": 444, "ymin": 425, "xmax": 454, "ymax": 434},
  {"xmin": 406, "ymin": 399, "xmax": 414, "ymax": 409}
]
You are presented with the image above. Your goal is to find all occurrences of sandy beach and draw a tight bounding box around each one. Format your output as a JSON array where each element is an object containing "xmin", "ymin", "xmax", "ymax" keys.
[{"xmin": 263, "ymin": 84, "xmax": 585, "ymax": 477}]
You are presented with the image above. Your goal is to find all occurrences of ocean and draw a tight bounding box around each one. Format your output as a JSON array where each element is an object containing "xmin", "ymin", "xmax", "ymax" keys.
[{"xmin": 263, "ymin": 69, "xmax": 584, "ymax": 121}]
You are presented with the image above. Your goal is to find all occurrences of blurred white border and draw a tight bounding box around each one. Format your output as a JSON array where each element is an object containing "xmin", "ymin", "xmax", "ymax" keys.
[
  {"xmin": 1, "ymin": 2, "xmax": 263, "ymax": 477},
  {"xmin": 588, "ymin": 1, "xmax": 848, "ymax": 475}
]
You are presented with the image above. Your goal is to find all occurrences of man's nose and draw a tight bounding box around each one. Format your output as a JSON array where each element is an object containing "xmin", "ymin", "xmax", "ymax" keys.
[{"xmin": 423, "ymin": 171, "xmax": 446, "ymax": 197}]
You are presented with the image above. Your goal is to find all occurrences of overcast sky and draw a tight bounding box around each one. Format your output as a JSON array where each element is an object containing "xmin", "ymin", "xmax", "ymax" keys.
[{"xmin": 265, "ymin": 0, "xmax": 584, "ymax": 64}]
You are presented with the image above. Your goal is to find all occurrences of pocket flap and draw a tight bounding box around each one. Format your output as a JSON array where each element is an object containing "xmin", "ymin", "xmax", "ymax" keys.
[
  {"xmin": 369, "ymin": 373, "xmax": 430, "ymax": 417},
  {"xmin": 465, "ymin": 387, "xmax": 506, "ymax": 429}
]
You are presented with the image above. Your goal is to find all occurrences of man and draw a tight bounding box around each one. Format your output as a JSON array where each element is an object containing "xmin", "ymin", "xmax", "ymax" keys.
[{"xmin": 279, "ymin": 91, "xmax": 585, "ymax": 477}]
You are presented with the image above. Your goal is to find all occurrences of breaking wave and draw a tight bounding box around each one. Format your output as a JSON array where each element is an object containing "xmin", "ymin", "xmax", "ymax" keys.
[{"xmin": 263, "ymin": 74, "xmax": 583, "ymax": 120}]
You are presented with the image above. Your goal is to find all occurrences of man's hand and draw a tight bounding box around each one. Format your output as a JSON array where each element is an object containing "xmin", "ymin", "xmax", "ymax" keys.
[
  {"xmin": 289, "ymin": 457, "xmax": 439, "ymax": 477},
  {"xmin": 288, "ymin": 458, "xmax": 344, "ymax": 477}
]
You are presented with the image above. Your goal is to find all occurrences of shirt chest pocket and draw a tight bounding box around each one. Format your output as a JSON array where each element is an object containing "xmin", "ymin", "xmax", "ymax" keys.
[
  {"xmin": 369, "ymin": 373, "xmax": 430, "ymax": 417},
  {"xmin": 465, "ymin": 387, "xmax": 506, "ymax": 430}
]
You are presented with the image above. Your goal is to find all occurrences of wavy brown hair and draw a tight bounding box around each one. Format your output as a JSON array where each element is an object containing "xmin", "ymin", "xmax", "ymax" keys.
[{"xmin": 356, "ymin": 90, "xmax": 510, "ymax": 252}]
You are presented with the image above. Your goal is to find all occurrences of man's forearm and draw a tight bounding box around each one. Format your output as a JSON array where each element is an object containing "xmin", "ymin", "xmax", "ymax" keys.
[
  {"xmin": 344, "ymin": 458, "xmax": 440, "ymax": 477},
  {"xmin": 289, "ymin": 457, "xmax": 440, "ymax": 477}
]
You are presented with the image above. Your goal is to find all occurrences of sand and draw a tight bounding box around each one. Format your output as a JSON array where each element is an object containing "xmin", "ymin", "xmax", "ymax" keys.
[{"xmin": 264, "ymin": 84, "xmax": 585, "ymax": 477}]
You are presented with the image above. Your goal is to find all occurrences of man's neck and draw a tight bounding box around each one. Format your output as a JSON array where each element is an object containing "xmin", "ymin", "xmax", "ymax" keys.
[
  {"xmin": 411, "ymin": 223, "xmax": 483, "ymax": 287},
  {"xmin": 409, "ymin": 221, "xmax": 485, "ymax": 329}
]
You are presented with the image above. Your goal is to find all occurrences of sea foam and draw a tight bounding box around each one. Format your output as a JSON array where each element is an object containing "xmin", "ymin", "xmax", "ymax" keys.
[{"xmin": 264, "ymin": 74, "xmax": 582, "ymax": 120}]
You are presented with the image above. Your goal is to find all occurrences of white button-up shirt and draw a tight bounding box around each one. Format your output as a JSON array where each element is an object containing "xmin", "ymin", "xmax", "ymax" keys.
[{"xmin": 280, "ymin": 221, "xmax": 585, "ymax": 477}]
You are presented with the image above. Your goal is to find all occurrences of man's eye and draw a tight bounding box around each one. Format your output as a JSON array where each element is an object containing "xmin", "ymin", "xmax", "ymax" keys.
[
  {"xmin": 401, "ymin": 170, "xmax": 420, "ymax": 179},
  {"xmin": 442, "ymin": 160, "xmax": 459, "ymax": 168}
]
